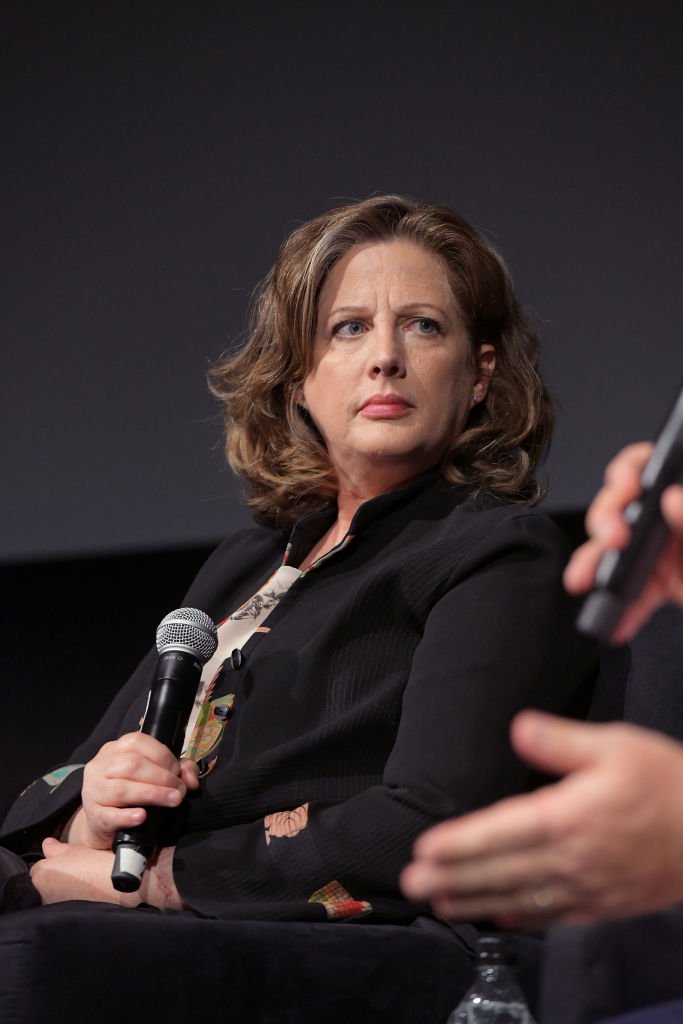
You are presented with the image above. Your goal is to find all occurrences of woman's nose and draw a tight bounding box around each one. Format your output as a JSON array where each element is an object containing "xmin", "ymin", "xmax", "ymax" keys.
[{"xmin": 367, "ymin": 326, "xmax": 406, "ymax": 378}]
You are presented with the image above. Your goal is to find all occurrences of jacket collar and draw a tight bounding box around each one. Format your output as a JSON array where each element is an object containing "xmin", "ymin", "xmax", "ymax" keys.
[{"xmin": 283, "ymin": 468, "xmax": 467, "ymax": 568}]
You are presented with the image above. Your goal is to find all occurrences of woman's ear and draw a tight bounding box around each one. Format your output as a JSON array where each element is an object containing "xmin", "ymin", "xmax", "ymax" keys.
[
  {"xmin": 293, "ymin": 384, "xmax": 307, "ymax": 410},
  {"xmin": 472, "ymin": 343, "xmax": 495, "ymax": 404}
]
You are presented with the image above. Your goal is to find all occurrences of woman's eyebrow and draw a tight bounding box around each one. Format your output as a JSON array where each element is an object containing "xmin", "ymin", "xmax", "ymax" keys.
[
  {"xmin": 393, "ymin": 302, "xmax": 450, "ymax": 316},
  {"xmin": 325, "ymin": 305, "xmax": 370, "ymax": 319},
  {"xmin": 325, "ymin": 302, "xmax": 451, "ymax": 320}
]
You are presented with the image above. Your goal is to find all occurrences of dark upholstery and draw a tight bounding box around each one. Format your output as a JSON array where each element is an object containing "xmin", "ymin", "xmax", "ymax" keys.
[
  {"xmin": 540, "ymin": 906, "xmax": 683, "ymax": 1024},
  {"xmin": 0, "ymin": 906, "xmax": 476, "ymax": 1024}
]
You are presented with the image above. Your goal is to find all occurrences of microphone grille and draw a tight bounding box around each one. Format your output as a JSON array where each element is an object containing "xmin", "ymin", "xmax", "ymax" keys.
[{"xmin": 156, "ymin": 607, "xmax": 218, "ymax": 663}]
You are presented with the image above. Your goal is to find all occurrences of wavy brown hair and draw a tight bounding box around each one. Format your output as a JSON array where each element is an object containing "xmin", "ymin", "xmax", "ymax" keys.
[{"xmin": 209, "ymin": 195, "xmax": 553, "ymax": 528}]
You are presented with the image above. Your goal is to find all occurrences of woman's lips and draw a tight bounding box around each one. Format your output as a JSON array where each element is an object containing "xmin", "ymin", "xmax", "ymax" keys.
[{"xmin": 360, "ymin": 394, "xmax": 413, "ymax": 419}]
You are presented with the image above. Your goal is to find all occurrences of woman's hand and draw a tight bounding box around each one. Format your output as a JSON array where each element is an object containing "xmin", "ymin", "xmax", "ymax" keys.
[
  {"xmin": 30, "ymin": 837, "xmax": 183, "ymax": 910},
  {"xmin": 65, "ymin": 733, "xmax": 199, "ymax": 850},
  {"xmin": 400, "ymin": 710, "xmax": 683, "ymax": 926},
  {"xmin": 564, "ymin": 442, "xmax": 683, "ymax": 642},
  {"xmin": 30, "ymin": 838, "xmax": 124, "ymax": 905}
]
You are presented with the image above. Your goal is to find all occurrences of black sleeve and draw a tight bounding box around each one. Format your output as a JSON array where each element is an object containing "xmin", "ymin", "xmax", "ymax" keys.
[{"xmin": 172, "ymin": 514, "xmax": 597, "ymax": 920}]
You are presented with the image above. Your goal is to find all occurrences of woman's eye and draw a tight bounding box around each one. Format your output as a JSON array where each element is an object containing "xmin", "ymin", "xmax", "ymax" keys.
[
  {"xmin": 410, "ymin": 317, "xmax": 440, "ymax": 336},
  {"xmin": 334, "ymin": 320, "xmax": 365, "ymax": 339}
]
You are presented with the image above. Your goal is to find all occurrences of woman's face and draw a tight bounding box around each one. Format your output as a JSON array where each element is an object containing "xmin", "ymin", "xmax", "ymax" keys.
[{"xmin": 301, "ymin": 240, "xmax": 494, "ymax": 490}]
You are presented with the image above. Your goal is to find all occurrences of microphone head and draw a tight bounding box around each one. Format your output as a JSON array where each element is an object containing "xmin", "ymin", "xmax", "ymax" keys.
[{"xmin": 156, "ymin": 607, "xmax": 218, "ymax": 663}]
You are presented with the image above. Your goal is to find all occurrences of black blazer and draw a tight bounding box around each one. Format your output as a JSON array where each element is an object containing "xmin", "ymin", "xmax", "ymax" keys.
[{"xmin": 2, "ymin": 472, "xmax": 597, "ymax": 921}]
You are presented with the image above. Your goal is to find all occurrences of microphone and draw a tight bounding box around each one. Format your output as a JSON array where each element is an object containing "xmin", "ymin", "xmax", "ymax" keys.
[
  {"xmin": 577, "ymin": 382, "xmax": 683, "ymax": 642},
  {"xmin": 111, "ymin": 607, "xmax": 218, "ymax": 893}
]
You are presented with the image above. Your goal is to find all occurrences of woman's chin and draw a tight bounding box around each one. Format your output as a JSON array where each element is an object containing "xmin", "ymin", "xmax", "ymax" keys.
[{"xmin": 332, "ymin": 444, "xmax": 440, "ymax": 488}]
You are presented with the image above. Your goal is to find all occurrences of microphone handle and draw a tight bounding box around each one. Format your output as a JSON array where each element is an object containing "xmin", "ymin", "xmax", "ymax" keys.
[{"xmin": 111, "ymin": 650, "xmax": 202, "ymax": 893}]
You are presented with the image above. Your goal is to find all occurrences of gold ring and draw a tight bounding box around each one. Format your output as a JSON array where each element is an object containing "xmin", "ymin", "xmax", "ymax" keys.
[{"xmin": 531, "ymin": 888, "xmax": 555, "ymax": 909}]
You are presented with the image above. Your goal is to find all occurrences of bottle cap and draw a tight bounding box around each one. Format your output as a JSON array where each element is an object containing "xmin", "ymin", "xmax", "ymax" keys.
[{"xmin": 476, "ymin": 935, "xmax": 517, "ymax": 964}]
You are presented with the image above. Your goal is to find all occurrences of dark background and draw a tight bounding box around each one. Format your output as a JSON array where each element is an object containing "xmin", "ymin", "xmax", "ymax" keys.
[
  {"xmin": 1, "ymin": 2, "xmax": 681, "ymax": 815},
  {"xmin": 4, "ymin": 1, "xmax": 682, "ymax": 562}
]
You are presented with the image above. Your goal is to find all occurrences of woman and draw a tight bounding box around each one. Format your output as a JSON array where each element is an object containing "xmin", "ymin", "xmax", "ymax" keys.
[{"xmin": 1, "ymin": 195, "xmax": 596, "ymax": 921}]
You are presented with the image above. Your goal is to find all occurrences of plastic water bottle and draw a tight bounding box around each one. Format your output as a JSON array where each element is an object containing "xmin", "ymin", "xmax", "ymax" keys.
[{"xmin": 446, "ymin": 935, "xmax": 537, "ymax": 1023}]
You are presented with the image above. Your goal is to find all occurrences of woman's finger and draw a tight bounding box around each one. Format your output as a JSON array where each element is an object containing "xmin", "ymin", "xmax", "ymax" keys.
[
  {"xmin": 179, "ymin": 758, "xmax": 200, "ymax": 790},
  {"xmin": 99, "ymin": 733, "xmax": 182, "ymax": 772},
  {"xmin": 84, "ymin": 754, "xmax": 186, "ymax": 801},
  {"xmin": 88, "ymin": 803, "xmax": 147, "ymax": 833},
  {"xmin": 96, "ymin": 778, "xmax": 186, "ymax": 810}
]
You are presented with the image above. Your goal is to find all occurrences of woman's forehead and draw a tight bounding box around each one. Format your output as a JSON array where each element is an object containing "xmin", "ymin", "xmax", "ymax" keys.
[{"xmin": 317, "ymin": 240, "xmax": 455, "ymax": 314}]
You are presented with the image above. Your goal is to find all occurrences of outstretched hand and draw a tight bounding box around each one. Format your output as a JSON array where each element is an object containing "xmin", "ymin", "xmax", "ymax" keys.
[{"xmin": 401, "ymin": 710, "xmax": 683, "ymax": 926}]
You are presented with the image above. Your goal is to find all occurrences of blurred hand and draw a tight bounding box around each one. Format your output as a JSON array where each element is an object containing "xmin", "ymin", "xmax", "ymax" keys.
[
  {"xmin": 564, "ymin": 442, "xmax": 683, "ymax": 642},
  {"xmin": 30, "ymin": 837, "xmax": 182, "ymax": 910},
  {"xmin": 65, "ymin": 733, "xmax": 199, "ymax": 850},
  {"xmin": 401, "ymin": 710, "xmax": 683, "ymax": 926}
]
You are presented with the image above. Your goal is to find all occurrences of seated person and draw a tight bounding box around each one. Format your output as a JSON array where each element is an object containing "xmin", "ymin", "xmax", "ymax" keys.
[{"xmin": 1, "ymin": 195, "xmax": 596, "ymax": 922}]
